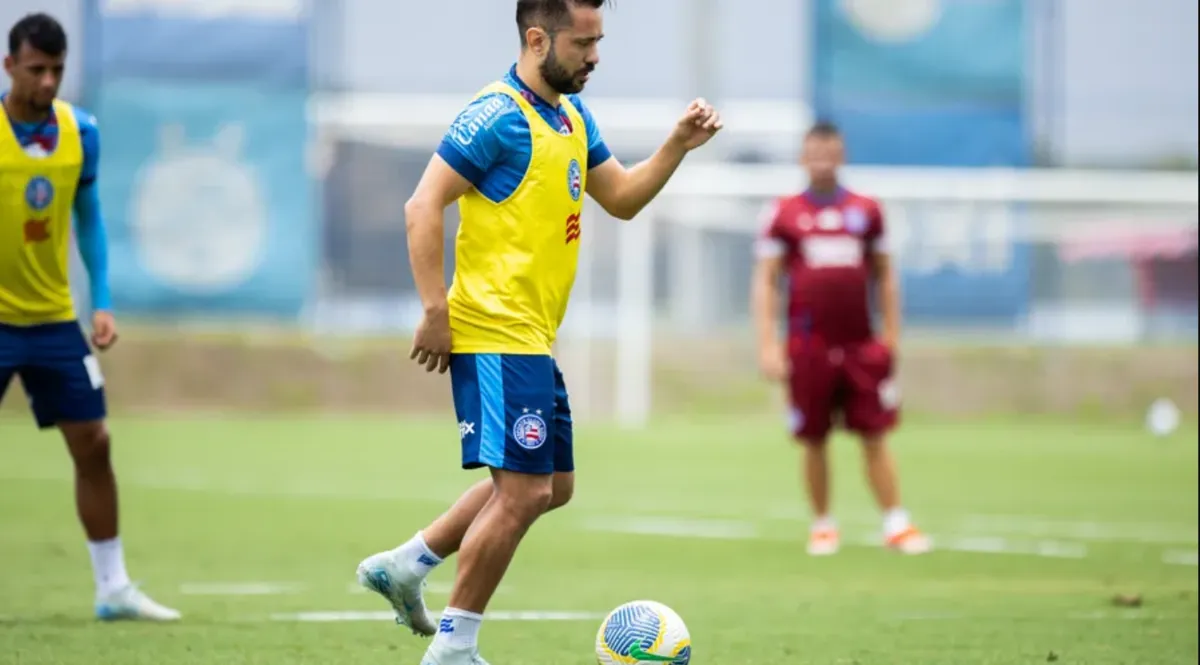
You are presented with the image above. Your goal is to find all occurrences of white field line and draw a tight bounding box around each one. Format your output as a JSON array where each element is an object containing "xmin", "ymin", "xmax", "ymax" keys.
[
  {"xmin": 268, "ymin": 610, "xmax": 604, "ymax": 623},
  {"xmin": 8, "ymin": 468, "xmax": 1192, "ymax": 547},
  {"xmin": 265, "ymin": 608, "xmax": 1188, "ymax": 624},
  {"xmin": 177, "ymin": 580, "xmax": 511, "ymax": 598},
  {"xmin": 959, "ymin": 515, "xmax": 1198, "ymax": 546},
  {"xmin": 1162, "ymin": 550, "xmax": 1199, "ymax": 566},
  {"xmin": 765, "ymin": 508, "xmax": 1197, "ymax": 545},
  {"xmin": 9, "ymin": 466, "xmax": 1191, "ymax": 551},
  {"xmin": 0, "ymin": 469, "xmax": 462, "ymax": 505},
  {"xmin": 583, "ymin": 517, "xmax": 1089, "ymax": 559},
  {"xmin": 919, "ymin": 536, "xmax": 1087, "ymax": 559},
  {"xmin": 180, "ymin": 582, "xmax": 305, "ymax": 596},
  {"xmin": 895, "ymin": 611, "xmax": 1189, "ymax": 622},
  {"xmin": 581, "ymin": 517, "xmax": 758, "ymax": 540}
]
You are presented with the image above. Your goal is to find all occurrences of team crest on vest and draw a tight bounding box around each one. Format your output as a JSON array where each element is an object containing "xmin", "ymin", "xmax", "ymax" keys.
[
  {"xmin": 567, "ymin": 159, "xmax": 582, "ymax": 202},
  {"xmin": 817, "ymin": 208, "xmax": 843, "ymax": 230},
  {"xmin": 25, "ymin": 176, "xmax": 54, "ymax": 211},
  {"xmin": 512, "ymin": 410, "xmax": 548, "ymax": 450},
  {"xmin": 844, "ymin": 207, "xmax": 868, "ymax": 235}
]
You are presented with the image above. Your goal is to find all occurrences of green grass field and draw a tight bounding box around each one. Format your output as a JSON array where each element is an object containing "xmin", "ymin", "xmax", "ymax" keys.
[{"xmin": 1, "ymin": 414, "xmax": 1197, "ymax": 664}]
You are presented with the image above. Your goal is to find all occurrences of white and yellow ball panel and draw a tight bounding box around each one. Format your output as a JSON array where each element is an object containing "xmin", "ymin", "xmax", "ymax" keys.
[{"xmin": 595, "ymin": 600, "xmax": 691, "ymax": 665}]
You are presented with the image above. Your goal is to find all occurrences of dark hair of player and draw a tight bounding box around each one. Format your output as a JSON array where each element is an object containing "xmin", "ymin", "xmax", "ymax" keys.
[
  {"xmin": 517, "ymin": 0, "xmax": 611, "ymax": 45},
  {"xmin": 806, "ymin": 120, "xmax": 842, "ymax": 140},
  {"xmin": 8, "ymin": 13, "xmax": 67, "ymax": 58}
]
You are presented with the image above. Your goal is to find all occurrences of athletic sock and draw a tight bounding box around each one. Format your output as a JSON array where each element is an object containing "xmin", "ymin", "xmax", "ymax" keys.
[
  {"xmin": 812, "ymin": 515, "xmax": 837, "ymax": 532},
  {"xmin": 433, "ymin": 607, "xmax": 483, "ymax": 650},
  {"xmin": 883, "ymin": 508, "xmax": 911, "ymax": 537},
  {"xmin": 396, "ymin": 531, "xmax": 443, "ymax": 577},
  {"xmin": 87, "ymin": 537, "xmax": 131, "ymax": 597}
]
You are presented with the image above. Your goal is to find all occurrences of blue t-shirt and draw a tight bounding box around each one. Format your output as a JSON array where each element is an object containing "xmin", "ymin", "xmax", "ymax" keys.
[
  {"xmin": 1, "ymin": 93, "xmax": 110, "ymax": 310},
  {"xmin": 436, "ymin": 66, "xmax": 613, "ymax": 203}
]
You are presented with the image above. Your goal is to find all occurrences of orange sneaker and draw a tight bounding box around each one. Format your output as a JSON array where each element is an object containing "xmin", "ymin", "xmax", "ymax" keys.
[
  {"xmin": 885, "ymin": 526, "xmax": 932, "ymax": 555},
  {"xmin": 807, "ymin": 527, "xmax": 840, "ymax": 556}
]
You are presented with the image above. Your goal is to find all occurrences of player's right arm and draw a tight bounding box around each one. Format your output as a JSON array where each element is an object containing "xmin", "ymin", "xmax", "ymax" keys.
[
  {"xmin": 751, "ymin": 199, "xmax": 788, "ymax": 381},
  {"xmin": 404, "ymin": 94, "xmax": 522, "ymax": 372},
  {"xmin": 404, "ymin": 155, "xmax": 472, "ymax": 318},
  {"xmin": 585, "ymin": 99, "xmax": 721, "ymax": 221}
]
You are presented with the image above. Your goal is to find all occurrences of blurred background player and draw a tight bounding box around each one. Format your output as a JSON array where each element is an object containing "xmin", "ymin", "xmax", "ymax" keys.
[
  {"xmin": 0, "ymin": 13, "xmax": 180, "ymax": 621},
  {"xmin": 751, "ymin": 121, "xmax": 931, "ymax": 557},
  {"xmin": 355, "ymin": 1, "xmax": 721, "ymax": 663}
]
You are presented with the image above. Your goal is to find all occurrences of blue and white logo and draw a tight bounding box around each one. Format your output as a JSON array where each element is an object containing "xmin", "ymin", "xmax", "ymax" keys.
[
  {"xmin": 567, "ymin": 159, "xmax": 582, "ymax": 201},
  {"xmin": 25, "ymin": 176, "xmax": 54, "ymax": 211},
  {"xmin": 512, "ymin": 412, "xmax": 549, "ymax": 450},
  {"xmin": 844, "ymin": 206, "xmax": 868, "ymax": 235},
  {"xmin": 790, "ymin": 407, "xmax": 805, "ymax": 433}
]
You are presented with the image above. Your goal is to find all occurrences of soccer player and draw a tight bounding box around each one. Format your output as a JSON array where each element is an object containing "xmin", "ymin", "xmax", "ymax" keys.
[
  {"xmin": 355, "ymin": 1, "xmax": 721, "ymax": 663},
  {"xmin": 1, "ymin": 13, "xmax": 180, "ymax": 621},
  {"xmin": 751, "ymin": 121, "xmax": 931, "ymax": 557}
]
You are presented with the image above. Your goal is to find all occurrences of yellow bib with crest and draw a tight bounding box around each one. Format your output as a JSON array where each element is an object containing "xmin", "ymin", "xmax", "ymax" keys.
[
  {"xmin": 448, "ymin": 82, "xmax": 589, "ymax": 355},
  {"xmin": 0, "ymin": 99, "xmax": 83, "ymax": 325}
]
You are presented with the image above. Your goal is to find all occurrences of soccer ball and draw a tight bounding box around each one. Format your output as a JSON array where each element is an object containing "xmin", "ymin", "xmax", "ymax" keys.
[{"xmin": 595, "ymin": 600, "xmax": 691, "ymax": 664}]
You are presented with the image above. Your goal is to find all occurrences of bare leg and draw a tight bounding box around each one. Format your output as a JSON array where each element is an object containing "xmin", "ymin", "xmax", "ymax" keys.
[
  {"xmin": 860, "ymin": 433, "xmax": 929, "ymax": 553},
  {"xmin": 358, "ymin": 472, "xmax": 573, "ymax": 640},
  {"xmin": 422, "ymin": 479, "xmax": 493, "ymax": 559},
  {"xmin": 60, "ymin": 420, "xmax": 132, "ymax": 598},
  {"xmin": 802, "ymin": 442, "xmax": 831, "ymax": 518},
  {"xmin": 860, "ymin": 433, "xmax": 900, "ymax": 511},
  {"xmin": 446, "ymin": 469, "xmax": 552, "ymax": 614},
  {"xmin": 423, "ymin": 472, "xmax": 574, "ymax": 559},
  {"xmin": 60, "ymin": 421, "xmax": 118, "ymax": 541}
]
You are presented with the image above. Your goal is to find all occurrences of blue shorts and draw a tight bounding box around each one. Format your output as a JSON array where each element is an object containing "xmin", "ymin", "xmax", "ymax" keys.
[
  {"xmin": 449, "ymin": 353, "xmax": 574, "ymax": 475},
  {"xmin": 0, "ymin": 321, "xmax": 107, "ymax": 429}
]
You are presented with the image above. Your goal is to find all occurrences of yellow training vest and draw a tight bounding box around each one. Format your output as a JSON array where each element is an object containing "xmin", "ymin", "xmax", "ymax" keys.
[
  {"xmin": 0, "ymin": 99, "xmax": 83, "ymax": 325},
  {"xmin": 448, "ymin": 83, "xmax": 589, "ymax": 355}
]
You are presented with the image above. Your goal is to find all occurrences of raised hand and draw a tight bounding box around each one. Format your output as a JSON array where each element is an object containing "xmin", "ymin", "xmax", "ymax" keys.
[{"xmin": 669, "ymin": 98, "xmax": 724, "ymax": 151}]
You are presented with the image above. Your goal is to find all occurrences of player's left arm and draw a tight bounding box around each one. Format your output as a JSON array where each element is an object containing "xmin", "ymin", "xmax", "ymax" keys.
[
  {"xmin": 868, "ymin": 201, "xmax": 902, "ymax": 350},
  {"xmin": 72, "ymin": 110, "xmax": 117, "ymax": 349},
  {"xmin": 584, "ymin": 97, "xmax": 721, "ymax": 221}
]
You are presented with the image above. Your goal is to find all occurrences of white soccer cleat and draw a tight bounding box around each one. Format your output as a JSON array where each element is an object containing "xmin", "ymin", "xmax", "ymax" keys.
[
  {"xmin": 420, "ymin": 642, "xmax": 491, "ymax": 665},
  {"xmin": 886, "ymin": 526, "xmax": 933, "ymax": 555},
  {"xmin": 356, "ymin": 550, "xmax": 438, "ymax": 636},
  {"xmin": 807, "ymin": 527, "xmax": 841, "ymax": 556},
  {"xmin": 95, "ymin": 584, "xmax": 181, "ymax": 622}
]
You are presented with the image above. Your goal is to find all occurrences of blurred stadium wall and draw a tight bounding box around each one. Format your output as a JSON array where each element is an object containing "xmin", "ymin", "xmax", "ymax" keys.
[{"xmin": 2, "ymin": 0, "xmax": 1196, "ymax": 424}]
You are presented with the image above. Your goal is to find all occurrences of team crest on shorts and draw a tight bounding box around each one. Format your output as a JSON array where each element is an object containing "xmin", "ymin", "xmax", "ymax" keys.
[
  {"xmin": 513, "ymin": 411, "xmax": 549, "ymax": 450},
  {"xmin": 844, "ymin": 207, "xmax": 868, "ymax": 235},
  {"xmin": 25, "ymin": 176, "xmax": 54, "ymax": 211},
  {"xmin": 567, "ymin": 159, "xmax": 582, "ymax": 201}
]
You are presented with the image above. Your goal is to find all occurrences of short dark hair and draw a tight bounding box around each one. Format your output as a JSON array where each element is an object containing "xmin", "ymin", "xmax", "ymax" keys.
[
  {"xmin": 806, "ymin": 120, "xmax": 841, "ymax": 140},
  {"xmin": 516, "ymin": 0, "xmax": 609, "ymax": 45},
  {"xmin": 9, "ymin": 13, "xmax": 68, "ymax": 58}
]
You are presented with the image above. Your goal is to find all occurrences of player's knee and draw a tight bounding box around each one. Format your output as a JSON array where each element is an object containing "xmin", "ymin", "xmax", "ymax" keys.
[
  {"xmin": 63, "ymin": 423, "xmax": 112, "ymax": 472},
  {"xmin": 547, "ymin": 473, "xmax": 575, "ymax": 511},
  {"xmin": 492, "ymin": 472, "xmax": 554, "ymax": 524},
  {"xmin": 800, "ymin": 436, "xmax": 829, "ymax": 451},
  {"xmin": 860, "ymin": 433, "xmax": 889, "ymax": 453}
]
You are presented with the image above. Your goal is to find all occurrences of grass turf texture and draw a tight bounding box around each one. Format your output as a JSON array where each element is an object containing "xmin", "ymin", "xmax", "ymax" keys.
[{"xmin": 1, "ymin": 415, "xmax": 1197, "ymax": 664}]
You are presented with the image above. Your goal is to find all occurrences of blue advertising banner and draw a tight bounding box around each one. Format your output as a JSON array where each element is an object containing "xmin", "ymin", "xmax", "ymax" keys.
[
  {"xmin": 86, "ymin": 0, "xmax": 315, "ymax": 317},
  {"xmin": 96, "ymin": 80, "xmax": 314, "ymax": 316},
  {"xmin": 889, "ymin": 202, "xmax": 1032, "ymax": 324},
  {"xmin": 812, "ymin": 0, "xmax": 1030, "ymax": 167}
]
